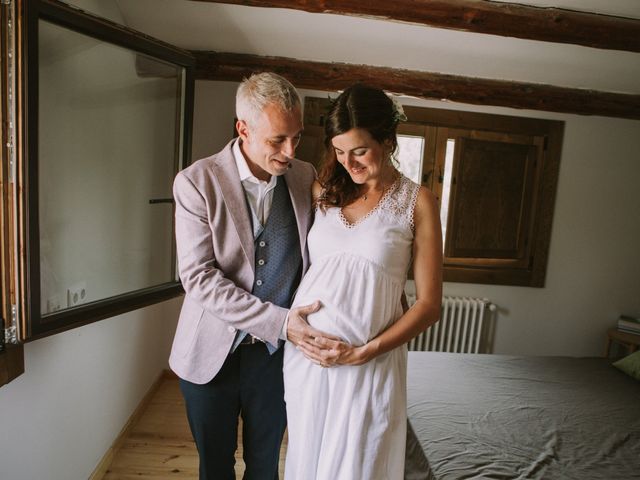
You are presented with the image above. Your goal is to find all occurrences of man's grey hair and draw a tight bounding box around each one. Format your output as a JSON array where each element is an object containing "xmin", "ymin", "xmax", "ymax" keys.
[{"xmin": 236, "ymin": 72, "xmax": 301, "ymax": 127}]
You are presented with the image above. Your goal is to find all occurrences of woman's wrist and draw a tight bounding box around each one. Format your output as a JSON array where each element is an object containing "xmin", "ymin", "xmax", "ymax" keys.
[{"xmin": 360, "ymin": 338, "xmax": 381, "ymax": 364}]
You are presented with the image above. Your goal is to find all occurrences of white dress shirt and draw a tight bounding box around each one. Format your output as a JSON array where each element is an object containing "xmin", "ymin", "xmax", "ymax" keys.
[
  {"xmin": 233, "ymin": 139, "xmax": 278, "ymax": 226},
  {"xmin": 232, "ymin": 139, "xmax": 290, "ymax": 340}
]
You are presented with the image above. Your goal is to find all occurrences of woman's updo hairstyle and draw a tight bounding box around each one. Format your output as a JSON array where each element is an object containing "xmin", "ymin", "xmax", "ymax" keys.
[{"xmin": 318, "ymin": 84, "xmax": 401, "ymax": 209}]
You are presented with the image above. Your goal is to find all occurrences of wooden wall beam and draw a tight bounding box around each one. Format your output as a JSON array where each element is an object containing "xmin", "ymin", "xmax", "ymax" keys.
[
  {"xmin": 192, "ymin": 51, "xmax": 640, "ymax": 120},
  {"xmin": 191, "ymin": 0, "xmax": 640, "ymax": 53}
]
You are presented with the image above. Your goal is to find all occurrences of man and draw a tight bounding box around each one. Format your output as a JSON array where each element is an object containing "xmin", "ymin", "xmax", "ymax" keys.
[{"xmin": 169, "ymin": 72, "xmax": 337, "ymax": 479}]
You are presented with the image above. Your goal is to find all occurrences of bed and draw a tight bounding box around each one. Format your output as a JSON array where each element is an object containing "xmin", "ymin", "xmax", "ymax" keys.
[{"xmin": 404, "ymin": 352, "xmax": 640, "ymax": 480}]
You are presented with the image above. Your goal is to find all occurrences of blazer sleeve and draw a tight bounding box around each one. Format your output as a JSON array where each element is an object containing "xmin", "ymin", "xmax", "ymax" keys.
[{"xmin": 173, "ymin": 172, "xmax": 286, "ymax": 346}]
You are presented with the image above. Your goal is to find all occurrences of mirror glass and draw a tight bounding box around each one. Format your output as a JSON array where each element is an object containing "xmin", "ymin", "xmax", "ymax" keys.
[{"xmin": 38, "ymin": 19, "xmax": 183, "ymax": 315}]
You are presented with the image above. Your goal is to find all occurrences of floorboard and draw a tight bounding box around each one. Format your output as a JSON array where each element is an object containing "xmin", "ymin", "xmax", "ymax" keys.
[{"xmin": 102, "ymin": 376, "xmax": 287, "ymax": 479}]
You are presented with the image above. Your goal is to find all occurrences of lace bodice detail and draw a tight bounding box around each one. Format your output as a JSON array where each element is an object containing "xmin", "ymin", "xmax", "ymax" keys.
[
  {"xmin": 308, "ymin": 174, "xmax": 421, "ymax": 283},
  {"xmin": 331, "ymin": 175, "xmax": 421, "ymax": 231},
  {"xmin": 376, "ymin": 175, "xmax": 421, "ymax": 231}
]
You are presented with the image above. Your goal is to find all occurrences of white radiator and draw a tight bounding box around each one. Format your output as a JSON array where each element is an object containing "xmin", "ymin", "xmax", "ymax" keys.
[{"xmin": 407, "ymin": 296, "xmax": 495, "ymax": 353}]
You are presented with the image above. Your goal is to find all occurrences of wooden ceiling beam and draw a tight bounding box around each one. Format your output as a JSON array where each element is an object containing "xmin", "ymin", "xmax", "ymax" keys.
[
  {"xmin": 192, "ymin": 51, "xmax": 640, "ymax": 120},
  {"xmin": 191, "ymin": 0, "xmax": 640, "ymax": 53}
]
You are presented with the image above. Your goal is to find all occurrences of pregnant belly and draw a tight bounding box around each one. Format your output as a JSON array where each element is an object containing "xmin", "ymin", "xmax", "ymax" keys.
[
  {"xmin": 292, "ymin": 255, "xmax": 404, "ymax": 344},
  {"xmin": 293, "ymin": 296, "xmax": 371, "ymax": 346},
  {"xmin": 292, "ymin": 286, "xmax": 398, "ymax": 346}
]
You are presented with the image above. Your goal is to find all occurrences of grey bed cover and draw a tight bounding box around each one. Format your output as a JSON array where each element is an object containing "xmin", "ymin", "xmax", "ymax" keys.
[{"xmin": 406, "ymin": 352, "xmax": 640, "ymax": 480}]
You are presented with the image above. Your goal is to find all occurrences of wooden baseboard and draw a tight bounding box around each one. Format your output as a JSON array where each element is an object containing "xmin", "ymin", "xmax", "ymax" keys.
[
  {"xmin": 163, "ymin": 369, "xmax": 178, "ymax": 380},
  {"xmin": 89, "ymin": 368, "xmax": 173, "ymax": 480},
  {"xmin": 0, "ymin": 344, "xmax": 25, "ymax": 387}
]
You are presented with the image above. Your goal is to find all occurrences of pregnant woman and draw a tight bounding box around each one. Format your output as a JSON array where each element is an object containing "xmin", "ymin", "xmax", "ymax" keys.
[{"xmin": 283, "ymin": 84, "xmax": 443, "ymax": 479}]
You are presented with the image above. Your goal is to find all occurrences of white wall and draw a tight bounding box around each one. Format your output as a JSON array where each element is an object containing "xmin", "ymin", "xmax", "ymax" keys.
[
  {"xmin": 192, "ymin": 80, "xmax": 640, "ymax": 357},
  {"xmin": 0, "ymin": 297, "xmax": 181, "ymax": 480},
  {"xmin": 191, "ymin": 81, "xmax": 239, "ymax": 161}
]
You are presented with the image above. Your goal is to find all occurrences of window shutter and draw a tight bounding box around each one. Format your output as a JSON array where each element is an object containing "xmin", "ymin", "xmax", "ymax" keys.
[{"xmin": 443, "ymin": 130, "xmax": 548, "ymax": 286}]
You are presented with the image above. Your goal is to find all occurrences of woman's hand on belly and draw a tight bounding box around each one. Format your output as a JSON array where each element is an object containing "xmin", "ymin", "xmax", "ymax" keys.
[
  {"xmin": 333, "ymin": 343, "xmax": 375, "ymax": 366},
  {"xmin": 296, "ymin": 338, "xmax": 375, "ymax": 367}
]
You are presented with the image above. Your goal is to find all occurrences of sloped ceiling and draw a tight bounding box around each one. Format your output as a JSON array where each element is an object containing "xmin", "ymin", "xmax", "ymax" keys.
[{"xmin": 114, "ymin": 0, "xmax": 640, "ymax": 95}]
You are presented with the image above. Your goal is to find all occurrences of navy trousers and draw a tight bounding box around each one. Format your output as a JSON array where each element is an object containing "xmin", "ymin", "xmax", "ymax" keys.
[{"xmin": 180, "ymin": 343, "xmax": 287, "ymax": 480}]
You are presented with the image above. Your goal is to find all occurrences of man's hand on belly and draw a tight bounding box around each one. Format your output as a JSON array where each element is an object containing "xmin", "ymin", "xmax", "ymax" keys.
[{"xmin": 287, "ymin": 301, "xmax": 349, "ymax": 367}]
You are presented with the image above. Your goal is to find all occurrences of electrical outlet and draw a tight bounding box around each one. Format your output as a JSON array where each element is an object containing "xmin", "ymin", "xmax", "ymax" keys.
[
  {"xmin": 47, "ymin": 294, "xmax": 63, "ymax": 313},
  {"xmin": 67, "ymin": 281, "xmax": 87, "ymax": 308}
]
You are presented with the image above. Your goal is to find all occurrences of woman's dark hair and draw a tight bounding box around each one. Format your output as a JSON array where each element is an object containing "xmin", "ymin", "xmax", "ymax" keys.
[{"xmin": 318, "ymin": 84, "xmax": 399, "ymax": 209}]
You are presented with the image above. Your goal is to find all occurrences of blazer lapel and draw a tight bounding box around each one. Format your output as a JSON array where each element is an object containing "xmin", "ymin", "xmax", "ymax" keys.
[
  {"xmin": 284, "ymin": 164, "xmax": 311, "ymax": 271},
  {"xmin": 211, "ymin": 146, "xmax": 255, "ymax": 271}
]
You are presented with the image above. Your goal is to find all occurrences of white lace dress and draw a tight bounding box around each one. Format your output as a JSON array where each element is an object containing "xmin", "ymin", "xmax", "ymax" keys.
[{"xmin": 283, "ymin": 175, "xmax": 420, "ymax": 480}]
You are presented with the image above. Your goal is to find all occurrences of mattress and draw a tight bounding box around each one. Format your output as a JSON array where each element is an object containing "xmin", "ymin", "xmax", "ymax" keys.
[{"xmin": 405, "ymin": 352, "xmax": 640, "ymax": 480}]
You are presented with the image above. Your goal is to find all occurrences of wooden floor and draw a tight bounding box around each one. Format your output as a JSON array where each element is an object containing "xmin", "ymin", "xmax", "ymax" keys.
[{"xmin": 102, "ymin": 374, "xmax": 287, "ymax": 479}]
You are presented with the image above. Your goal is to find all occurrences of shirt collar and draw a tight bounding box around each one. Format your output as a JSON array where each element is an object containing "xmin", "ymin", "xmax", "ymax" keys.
[{"xmin": 232, "ymin": 138, "xmax": 277, "ymax": 187}]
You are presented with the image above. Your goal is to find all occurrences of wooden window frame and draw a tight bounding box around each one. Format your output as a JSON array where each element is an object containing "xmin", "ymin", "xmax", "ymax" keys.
[
  {"xmin": 1, "ymin": 0, "xmax": 25, "ymax": 386},
  {"xmin": 403, "ymin": 106, "xmax": 563, "ymax": 287},
  {"xmin": 7, "ymin": 0, "xmax": 195, "ymax": 345}
]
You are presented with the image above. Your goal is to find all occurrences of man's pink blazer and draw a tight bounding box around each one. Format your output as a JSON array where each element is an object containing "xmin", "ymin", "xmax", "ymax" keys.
[{"xmin": 169, "ymin": 139, "xmax": 316, "ymax": 384}]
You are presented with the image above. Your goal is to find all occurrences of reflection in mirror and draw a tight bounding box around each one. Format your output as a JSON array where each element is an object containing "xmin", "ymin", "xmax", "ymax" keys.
[{"xmin": 38, "ymin": 20, "xmax": 182, "ymax": 315}]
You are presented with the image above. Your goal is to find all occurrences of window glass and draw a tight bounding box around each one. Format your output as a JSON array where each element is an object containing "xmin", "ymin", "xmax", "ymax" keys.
[
  {"xmin": 440, "ymin": 139, "xmax": 455, "ymax": 246},
  {"xmin": 396, "ymin": 134, "xmax": 424, "ymax": 184}
]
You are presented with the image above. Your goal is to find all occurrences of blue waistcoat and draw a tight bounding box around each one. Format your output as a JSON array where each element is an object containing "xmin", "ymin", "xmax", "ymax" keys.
[{"xmin": 233, "ymin": 175, "xmax": 302, "ymax": 353}]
